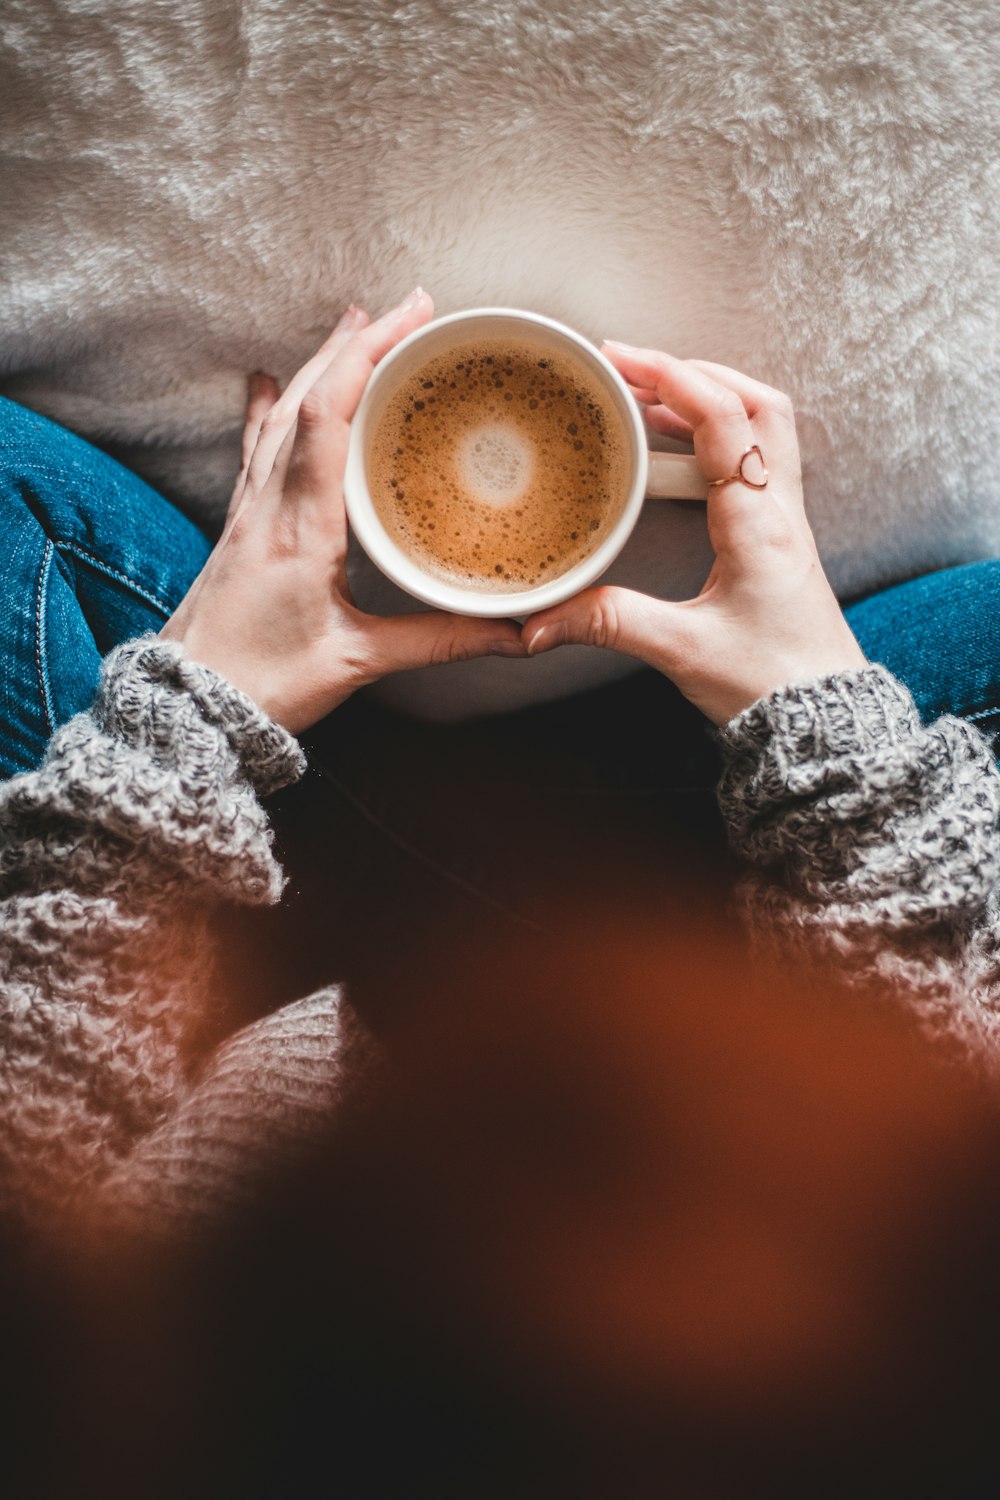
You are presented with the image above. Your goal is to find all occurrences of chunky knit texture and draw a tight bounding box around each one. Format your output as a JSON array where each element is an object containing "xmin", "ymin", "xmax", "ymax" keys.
[
  {"xmin": 5, "ymin": 645, "xmax": 1000, "ymax": 1235},
  {"xmin": 0, "ymin": 636, "xmax": 353, "ymax": 1236},
  {"xmin": 718, "ymin": 666, "xmax": 1000, "ymax": 1066}
]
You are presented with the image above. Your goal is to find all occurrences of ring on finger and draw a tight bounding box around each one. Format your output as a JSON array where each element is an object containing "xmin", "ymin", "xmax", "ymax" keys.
[{"xmin": 707, "ymin": 444, "xmax": 768, "ymax": 491}]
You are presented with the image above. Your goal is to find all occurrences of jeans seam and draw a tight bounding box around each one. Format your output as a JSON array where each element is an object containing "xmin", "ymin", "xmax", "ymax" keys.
[
  {"xmin": 55, "ymin": 541, "xmax": 174, "ymax": 617},
  {"xmin": 34, "ymin": 542, "xmax": 55, "ymax": 736}
]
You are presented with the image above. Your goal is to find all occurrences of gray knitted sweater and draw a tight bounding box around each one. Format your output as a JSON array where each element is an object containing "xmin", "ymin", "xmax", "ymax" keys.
[
  {"xmin": 0, "ymin": 637, "xmax": 348, "ymax": 1236},
  {"xmin": 717, "ymin": 666, "xmax": 1000, "ymax": 1062},
  {"xmin": 2, "ymin": 639, "xmax": 998, "ymax": 1236}
]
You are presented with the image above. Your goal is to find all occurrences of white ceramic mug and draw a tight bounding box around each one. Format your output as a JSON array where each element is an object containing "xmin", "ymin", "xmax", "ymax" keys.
[{"xmin": 344, "ymin": 307, "xmax": 707, "ymax": 619}]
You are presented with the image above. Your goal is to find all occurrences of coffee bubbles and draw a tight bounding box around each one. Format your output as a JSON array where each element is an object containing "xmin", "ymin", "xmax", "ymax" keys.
[{"xmin": 367, "ymin": 339, "xmax": 630, "ymax": 592}]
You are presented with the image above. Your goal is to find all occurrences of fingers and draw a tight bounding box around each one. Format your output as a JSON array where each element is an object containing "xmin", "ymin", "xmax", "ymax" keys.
[
  {"xmin": 364, "ymin": 608, "xmax": 526, "ymax": 678},
  {"xmin": 603, "ymin": 342, "xmax": 757, "ymax": 483},
  {"xmin": 300, "ymin": 286, "xmax": 434, "ymax": 430},
  {"xmin": 642, "ymin": 405, "xmax": 696, "ymax": 442},
  {"xmin": 281, "ymin": 288, "xmax": 435, "ymax": 516},
  {"xmin": 602, "ymin": 342, "xmax": 807, "ymax": 564},
  {"xmin": 687, "ymin": 359, "xmax": 801, "ymax": 479},
  {"xmin": 242, "ymin": 373, "xmax": 281, "ymax": 469},
  {"xmin": 273, "ymin": 305, "xmax": 371, "ymax": 424},
  {"xmin": 246, "ymin": 304, "xmax": 371, "ymax": 488},
  {"xmin": 607, "ymin": 342, "xmax": 801, "ymax": 494},
  {"xmin": 225, "ymin": 372, "xmax": 281, "ymax": 526},
  {"xmin": 521, "ymin": 585, "xmax": 689, "ymax": 675},
  {"xmin": 625, "ymin": 382, "xmax": 694, "ymax": 442},
  {"xmin": 687, "ymin": 360, "xmax": 794, "ymax": 426}
]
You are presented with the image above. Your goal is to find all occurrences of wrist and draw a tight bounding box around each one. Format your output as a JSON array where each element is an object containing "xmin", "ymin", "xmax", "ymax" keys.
[{"xmin": 707, "ymin": 641, "xmax": 870, "ymax": 726}]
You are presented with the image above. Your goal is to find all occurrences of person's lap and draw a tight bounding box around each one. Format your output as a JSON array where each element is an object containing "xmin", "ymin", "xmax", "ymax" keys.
[
  {"xmin": 0, "ymin": 397, "xmax": 213, "ymax": 779},
  {"xmin": 2, "ymin": 394, "xmax": 998, "ymax": 1020},
  {"xmin": 844, "ymin": 570, "xmax": 1000, "ymax": 737}
]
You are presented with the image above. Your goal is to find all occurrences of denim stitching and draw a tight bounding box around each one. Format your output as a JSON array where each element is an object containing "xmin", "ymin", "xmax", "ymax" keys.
[
  {"xmin": 55, "ymin": 541, "xmax": 173, "ymax": 616},
  {"xmin": 34, "ymin": 541, "xmax": 55, "ymax": 735},
  {"xmin": 967, "ymin": 706, "xmax": 1000, "ymax": 724}
]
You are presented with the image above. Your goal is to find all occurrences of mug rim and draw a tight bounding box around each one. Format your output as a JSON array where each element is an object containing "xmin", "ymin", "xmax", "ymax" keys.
[{"xmin": 344, "ymin": 306, "xmax": 648, "ymax": 618}]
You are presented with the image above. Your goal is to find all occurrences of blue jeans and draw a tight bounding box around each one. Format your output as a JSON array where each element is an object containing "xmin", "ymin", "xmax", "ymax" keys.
[
  {"xmin": 0, "ymin": 398, "xmax": 212, "ymax": 779},
  {"xmin": 845, "ymin": 574, "xmax": 1000, "ymax": 741},
  {"xmin": 2, "ymin": 392, "xmax": 998, "ymax": 991}
]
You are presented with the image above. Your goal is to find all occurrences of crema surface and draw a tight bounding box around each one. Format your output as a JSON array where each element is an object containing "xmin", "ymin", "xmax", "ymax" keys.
[{"xmin": 368, "ymin": 340, "xmax": 630, "ymax": 592}]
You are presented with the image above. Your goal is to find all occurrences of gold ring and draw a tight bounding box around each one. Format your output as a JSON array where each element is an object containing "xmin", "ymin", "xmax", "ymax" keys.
[{"xmin": 707, "ymin": 444, "xmax": 768, "ymax": 491}]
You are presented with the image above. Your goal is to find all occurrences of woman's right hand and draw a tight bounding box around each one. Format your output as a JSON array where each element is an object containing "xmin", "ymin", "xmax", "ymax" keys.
[
  {"xmin": 522, "ymin": 346, "xmax": 867, "ymax": 726},
  {"xmin": 160, "ymin": 289, "xmax": 525, "ymax": 736}
]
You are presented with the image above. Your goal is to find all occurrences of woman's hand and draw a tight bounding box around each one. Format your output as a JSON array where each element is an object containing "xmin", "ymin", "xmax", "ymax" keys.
[
  {"xmin": 160, "ymin": 289, "xmax": 525, "ymax": 734},
  {"xmin": 522, "ymin": 344, "xmax": 866, "ymax": 726}
]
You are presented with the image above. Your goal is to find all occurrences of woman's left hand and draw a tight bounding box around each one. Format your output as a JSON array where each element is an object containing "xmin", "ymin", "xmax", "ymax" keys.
[
  {"xmin": 160, "ymin": 289, "xmax": 525, "ymax": 734},
  {"xmin": 522, "ymin": 344, "xmax": 866, "ymax": 726}
]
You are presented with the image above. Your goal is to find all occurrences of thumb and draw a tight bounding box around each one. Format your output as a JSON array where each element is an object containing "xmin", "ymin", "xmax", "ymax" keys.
[
  {"xmin": 522, "ymin": 585, "xmax": 690, "ymax": 673},
  {"xmin": 366, "ymin": 610, "xmax": 528, "ymax": 676}
]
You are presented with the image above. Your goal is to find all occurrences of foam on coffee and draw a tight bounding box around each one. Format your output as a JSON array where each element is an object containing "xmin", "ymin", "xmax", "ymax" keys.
[
  {"xmin": 367, "ymin": 338, "xmax": 630, "ymax": 592},
  {"xmin": 457, "ymin": 425, "xmax": 535, "ymax": 506}
]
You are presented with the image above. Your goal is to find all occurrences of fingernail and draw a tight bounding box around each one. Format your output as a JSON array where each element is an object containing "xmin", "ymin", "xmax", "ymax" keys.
[
  {"xmin": 603, "ymin": 338, "xmax": 637, "ymax": 352},
  {"xmin": 337, "ymin": 304, "xmax": 365, "ymax": 330},
  {"xmin": 525, "ymin": 622, "xmax": 568, "ymax": 656},
  {"xmin": 490, "ymin": 639, "xmax": 528, "ymax": 658},
  {"xmin": 400, "ymin": 285, "xmax": 425, "ymax": 312}
]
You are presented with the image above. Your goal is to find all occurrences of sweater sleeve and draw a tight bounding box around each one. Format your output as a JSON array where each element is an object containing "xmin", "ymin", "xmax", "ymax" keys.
[
  {"xmin": 0, "ymin": 636, "xmax": 349, "ymax": 1235},
  {"xmin": 716, "ymin": 665, "xmax": 1000, "ymax": 1066}
]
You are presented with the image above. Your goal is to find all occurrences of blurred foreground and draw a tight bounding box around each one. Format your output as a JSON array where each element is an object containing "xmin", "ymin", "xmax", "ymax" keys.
[{"xmin": 3, "ymin": 858, "xmax": 1000, "ymax": 1498}]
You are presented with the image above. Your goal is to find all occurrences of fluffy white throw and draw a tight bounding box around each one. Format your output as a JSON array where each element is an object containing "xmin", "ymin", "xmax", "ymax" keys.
[{"xmin": 2, "ymin": 0, "xmax": 998, "ymax": 717}]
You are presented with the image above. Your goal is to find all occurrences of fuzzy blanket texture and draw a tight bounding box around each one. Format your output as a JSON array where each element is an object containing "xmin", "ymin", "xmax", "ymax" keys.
[{"xmin": 2, "ymin": 0, "xmax": 999, "ymax": 717}]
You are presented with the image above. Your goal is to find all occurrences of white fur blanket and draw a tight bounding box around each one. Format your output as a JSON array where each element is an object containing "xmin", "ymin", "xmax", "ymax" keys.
[{"xmin": 2, "ymin": 0, "xmax": 999, "ymax": 718}]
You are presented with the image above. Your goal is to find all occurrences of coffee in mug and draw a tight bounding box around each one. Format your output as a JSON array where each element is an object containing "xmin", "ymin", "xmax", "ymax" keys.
[
  {"xmin": 344, "ymin": 308, "xmax": 708, "ymax": 619},
  {"xmin": 366, "ymin": 337, "xmax": 631, "ymax": 593}
]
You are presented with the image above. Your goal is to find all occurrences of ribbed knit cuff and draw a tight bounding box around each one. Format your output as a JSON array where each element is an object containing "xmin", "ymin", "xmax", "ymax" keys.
[
  {"xmin": 95, "ymin": 637, "xmax": 307, "ymax": 798},
  {"xmin": 717, "ymin": 665, "xmax": 921, "ymax": 769}
]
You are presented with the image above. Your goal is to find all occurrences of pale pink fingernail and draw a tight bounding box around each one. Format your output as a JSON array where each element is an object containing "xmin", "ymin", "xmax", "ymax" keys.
[
  {"xmin": 603, "ymin": 338, "xmax": 637, "ymax": 353},
  {"xmin": 400, "ymin": 285, "xmax": 425, "ymax": 311}
]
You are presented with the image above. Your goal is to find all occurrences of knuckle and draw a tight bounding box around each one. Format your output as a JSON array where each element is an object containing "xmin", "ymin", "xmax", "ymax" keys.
[
  {"xmin": 588, "ymin": 587, "xmax": 623, "ymax": 649},
  {"xmin": 715, "ymin": 389, "xmax": 747, "ymax": 425},
  {"xmin": 767, "ymin": 389, "xmax": 795, "ymax": 425},
  {"xmin": 262, "ymin": 507, "xmax": 302, "ymax": 559},
  {"xmin": 431, "ymin": 630, "xmax": 479, "ymax": 665},
  {"xmin": 226, "ymin": 506, "xmax": 253, "ymax": 546},
  {"xmin": 757, "ymin": 510, "xmax": 799, "ymax": 554},
  {"xmin": 297, "ymin": 390, "xmax": 334, "ymax": 429}
]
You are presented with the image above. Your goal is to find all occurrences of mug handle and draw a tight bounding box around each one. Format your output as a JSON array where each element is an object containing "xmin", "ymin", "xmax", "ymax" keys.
[{"xmin": 645, "ymin": 450, "xmax": 708, "ymax": 500}]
